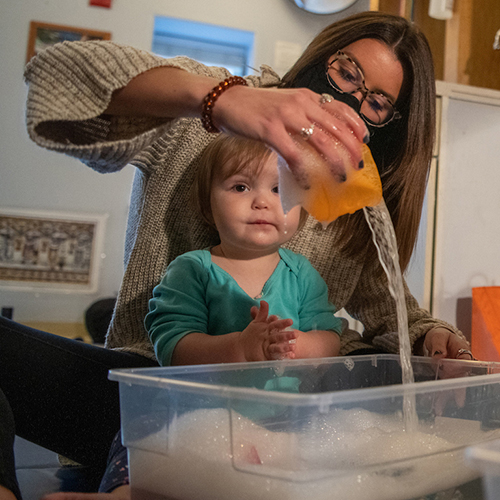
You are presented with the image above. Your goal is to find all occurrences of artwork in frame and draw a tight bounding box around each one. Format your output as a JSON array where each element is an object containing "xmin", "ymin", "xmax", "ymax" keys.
[
  {"xmin": 26, "ymin": 21, "xmax": 111, "ymax": 63},
  {"xmin": 0, "ymin": 209, "xmax": 107, "ymax": 293}
]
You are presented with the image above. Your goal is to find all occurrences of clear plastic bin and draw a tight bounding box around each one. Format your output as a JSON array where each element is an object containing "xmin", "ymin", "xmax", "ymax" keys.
[
  {"xmin": 466, "ymin": 438, "xmax": 500, "ymax": 500},
  {"xmin": 109, "ymin": 354, "xmax": 500, "ymax": 500}
]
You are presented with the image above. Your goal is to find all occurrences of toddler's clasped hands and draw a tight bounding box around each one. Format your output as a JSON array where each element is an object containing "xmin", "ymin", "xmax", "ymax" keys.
[{"xmin": 241, "ymin": 300, "xmax": 297, "ymax": 362}]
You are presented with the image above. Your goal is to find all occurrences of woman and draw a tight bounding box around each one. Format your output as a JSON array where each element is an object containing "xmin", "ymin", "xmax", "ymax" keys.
[{"xmin": 0, "ymin": 11, "xmax": 473, "ymax": 500}]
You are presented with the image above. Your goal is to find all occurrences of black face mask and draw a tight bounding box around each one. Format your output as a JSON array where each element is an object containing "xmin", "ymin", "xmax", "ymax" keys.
[{"xmin": 291, "ymin": 62, "xmax": 404, "ymax": 173}]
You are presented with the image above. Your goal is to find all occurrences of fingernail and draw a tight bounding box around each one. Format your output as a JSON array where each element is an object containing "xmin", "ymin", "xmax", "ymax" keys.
[
  {"xmin": 358, "ymin": 160, "xmax": 364, "ymax": 169},
  {"xmin": 363, "ymin": 133, "xmax": 370, "ymax": 144}
]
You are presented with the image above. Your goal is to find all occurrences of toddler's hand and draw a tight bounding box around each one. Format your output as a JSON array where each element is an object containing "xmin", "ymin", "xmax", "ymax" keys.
[
  {"xmin": 242, "ymin": 301, "xmax": 293, "ymax": 361},
  {"xmin": 267, "ymin": 325, "xmax": 298, "ymax": 360}
]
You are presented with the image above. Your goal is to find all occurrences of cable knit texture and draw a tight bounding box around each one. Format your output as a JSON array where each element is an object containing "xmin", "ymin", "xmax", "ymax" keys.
[{"xmin": 24, "ymin": 41, "xmax": 461, "ymax": 359}]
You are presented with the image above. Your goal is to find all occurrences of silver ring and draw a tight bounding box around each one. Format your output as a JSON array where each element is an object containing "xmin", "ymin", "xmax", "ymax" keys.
[
  {"xmin": 300, "ymin": 123, "xmax": 315, "ymax": 140},
  {"xmin": 320, "ymin": 93, "xmax": 334, "ymax": 105},
  {"xmin": 456, "ymin": 348, "xmax": 475, "ymax": 360}
]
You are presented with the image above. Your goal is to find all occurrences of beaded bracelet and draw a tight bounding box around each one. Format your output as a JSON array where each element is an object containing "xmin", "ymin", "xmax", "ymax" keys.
[{"xmin": 201, "ymin": 76, "xmax": 248, "ymax": 133}]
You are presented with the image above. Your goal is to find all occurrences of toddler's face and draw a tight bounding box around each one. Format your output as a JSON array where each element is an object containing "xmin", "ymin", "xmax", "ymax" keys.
[{"xmin": 210, "ymin": 156, "xmax": 301, "ymax": 256}]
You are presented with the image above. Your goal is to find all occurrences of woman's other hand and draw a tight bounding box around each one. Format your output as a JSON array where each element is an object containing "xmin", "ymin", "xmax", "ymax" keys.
[
  {"xmin": 422, "ymin": 327, "xmax": 476, "ymax": 415},
  {"xmin": 423, "ymin": 327, "xmax": 475, "ymax": 361}
]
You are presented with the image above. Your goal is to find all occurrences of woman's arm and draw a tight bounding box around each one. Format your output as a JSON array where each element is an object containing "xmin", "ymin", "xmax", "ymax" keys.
[
  {"xmin": 104, "ymin": 66, "xmax": 367, "ymax": 177},
  {"xmin": 104, "ymin": 66, "xmax": 222, "ymax": 119},
  {"xmin": 26, "ymin": 40, "xmax": 368, "ymax": 179},
  {"xmin": 81, "ymin": 48, "xmax": 368, "ymax": 178},
  {"xmin": 24, "ymin": 43, "xmax": 210, "ymax": 171}
]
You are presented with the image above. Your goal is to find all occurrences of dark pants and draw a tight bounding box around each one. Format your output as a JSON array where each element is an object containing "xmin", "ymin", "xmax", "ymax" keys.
[
  {"xmin": 0, "ymin": 387, "xmax": 21, "ymax": 500},
  {"xmin": 0, "ymin": 316, "xmax": 157, "ymax": 497}
]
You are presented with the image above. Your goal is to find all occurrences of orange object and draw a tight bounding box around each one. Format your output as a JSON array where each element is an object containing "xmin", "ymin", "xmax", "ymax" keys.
[
  {"xmin": 279, "ymin": 143, "xmax": 383, "ymax": 225},
  {"xmin": 471, "ymin": 287, "xmax": 500, "ymax": 361}
]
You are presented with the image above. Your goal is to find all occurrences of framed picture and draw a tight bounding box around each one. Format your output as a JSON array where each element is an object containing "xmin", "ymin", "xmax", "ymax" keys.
[
  {"xmin": 0, "ymin": 208, "xmax": 107, "ymax": 293},
  {"xmin": 26, "ymin": 21, "xmax": 111, "ymax": 63}
]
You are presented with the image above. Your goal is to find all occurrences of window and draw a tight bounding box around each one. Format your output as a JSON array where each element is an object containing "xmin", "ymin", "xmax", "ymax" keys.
[{"xmin": 152, "ymin": 17, "xmax": 254, "ymax": 76}]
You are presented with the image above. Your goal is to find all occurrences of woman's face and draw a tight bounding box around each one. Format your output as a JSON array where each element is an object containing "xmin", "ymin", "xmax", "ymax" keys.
[{"xmin": 327, "ymin": 38, "xmax": 404, "ymax": 120}]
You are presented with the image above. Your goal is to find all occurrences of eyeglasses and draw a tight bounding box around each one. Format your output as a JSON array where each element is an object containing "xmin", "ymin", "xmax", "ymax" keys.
[{"xmin": 326, "ymin": 51, "xmax": 401, "ymax": 127}]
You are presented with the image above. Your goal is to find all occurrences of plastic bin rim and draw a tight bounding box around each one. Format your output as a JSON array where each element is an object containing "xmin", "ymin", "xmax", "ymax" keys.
[{"xmin": 108, "ymin": 354, "xmax": 500, "ymax": 407}]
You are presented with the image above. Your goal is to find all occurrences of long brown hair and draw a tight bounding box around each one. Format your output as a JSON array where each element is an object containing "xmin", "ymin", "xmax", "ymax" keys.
[{"xmin": 281, "ymin": 12, "xmax": 436, "ymax": 272}]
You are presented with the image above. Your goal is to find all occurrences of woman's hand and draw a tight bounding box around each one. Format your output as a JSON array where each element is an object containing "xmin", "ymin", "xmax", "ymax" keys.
[
  {"xmin": 107, "ymin": 68, "xmax": 368, "ymax": 187},
  {"xmin": 423, "ymin": 327, "xmax": 475, "ymax": 361},
  {"xmin": 213, "ymin": 86, "xmax": 368, "ymax": 184},
  {"xmin": 422, "ymin": 327, "xmax": 476, "ymax": 415}
]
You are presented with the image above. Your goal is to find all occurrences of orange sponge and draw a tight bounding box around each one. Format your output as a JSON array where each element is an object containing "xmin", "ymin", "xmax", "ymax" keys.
[{"xmin": 279, "ymin": 143, "xmax": 383, "ymax": 225}]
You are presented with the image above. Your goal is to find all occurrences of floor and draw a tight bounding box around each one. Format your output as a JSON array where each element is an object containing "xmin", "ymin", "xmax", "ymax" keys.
[
  {"xmin": 14, "ymin": 437, "xmax": 100, "ymax": 499},
  {"xmin": 14, "ymin": 437, "xmax": 61, "ymax": 499}
]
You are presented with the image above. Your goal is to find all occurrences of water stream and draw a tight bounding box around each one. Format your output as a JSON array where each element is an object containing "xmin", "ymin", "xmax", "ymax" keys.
[{"xmin": 363, "ymin": 201, "xmax": 418, "ymax": 431}]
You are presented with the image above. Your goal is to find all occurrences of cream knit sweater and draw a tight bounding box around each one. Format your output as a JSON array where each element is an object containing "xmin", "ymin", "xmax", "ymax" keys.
[{"xmin": 24, "ymin": 41, "xmax": 459, "ymax": 359}]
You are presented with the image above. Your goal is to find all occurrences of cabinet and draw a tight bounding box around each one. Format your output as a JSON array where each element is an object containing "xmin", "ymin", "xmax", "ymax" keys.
[
  {"xmin": 375, "ymin": 0, "xmax": 500, "ymax": 92},
  {"xmin": 441, "ymin": 0, "xmax": 500, "ymax": 91}
]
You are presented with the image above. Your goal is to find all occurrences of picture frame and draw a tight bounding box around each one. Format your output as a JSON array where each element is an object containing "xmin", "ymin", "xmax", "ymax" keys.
[
  {"xmin": 0, "ymin": 208, "xmax": 107, "ymax": 293},
  {"xmin": 26, "ymin": 21, "xmax": 111, "ymax": 63}
]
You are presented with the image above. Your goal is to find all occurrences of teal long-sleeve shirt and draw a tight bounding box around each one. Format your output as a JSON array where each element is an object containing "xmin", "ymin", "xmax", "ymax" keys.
[{"xmin": 145, "ymin": 248, "xmax": 342, "ymax": 366}]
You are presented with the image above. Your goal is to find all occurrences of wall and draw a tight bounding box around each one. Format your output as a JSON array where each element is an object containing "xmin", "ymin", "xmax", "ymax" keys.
[
  {"xmin": 431, "ymin": 83, "xmax": 500, "ymax": 334},
  {"xmin": 0, "ymin": 0, "xmax": 369, "ymax": 326}
]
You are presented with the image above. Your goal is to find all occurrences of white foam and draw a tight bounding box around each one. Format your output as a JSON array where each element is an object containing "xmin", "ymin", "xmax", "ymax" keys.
[{"xmin": 129, "ymin": 407, "xmax": 499, "ymax": 500}]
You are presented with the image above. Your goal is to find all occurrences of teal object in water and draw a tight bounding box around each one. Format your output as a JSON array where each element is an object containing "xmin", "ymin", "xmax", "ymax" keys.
[{"xmin": 263, "ymin": 376, "xmax": 301, "ymax": 393}]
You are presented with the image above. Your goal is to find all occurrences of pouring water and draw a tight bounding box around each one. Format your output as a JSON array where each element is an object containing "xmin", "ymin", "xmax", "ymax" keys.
[
  {"xmin": 363, "ymin": 201, "xmax": 417, "ymax": 431},
  {"xmin": 279, "ymin": 142, "xmax": 418, "ymax": 429}
]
